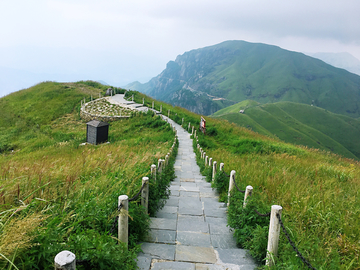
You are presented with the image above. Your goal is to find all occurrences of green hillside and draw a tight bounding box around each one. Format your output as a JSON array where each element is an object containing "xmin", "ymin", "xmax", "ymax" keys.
[
  {"xmin": 0, "ymin": 82, "xmax": 176, "ymax": 269},
  {"xmin": 127, "ymin": 40, "xmax": 360, "ymax": 117},
  {"xmin": 1, "ymin": 85, "xmax": 360, "ymax": 269},
  {"xmin": 213, "ymin": 101, "xmax": 360, "ymax": 159}
]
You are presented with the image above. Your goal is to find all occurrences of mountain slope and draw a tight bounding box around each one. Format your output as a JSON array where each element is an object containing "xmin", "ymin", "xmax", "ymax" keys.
[
  {"xmin": 213, "ymin": 101, "xmax": 360, "ymax": 159},
  {"xmin": 126, "ymin": 40, "xmax": 360, "ymax": 117}
]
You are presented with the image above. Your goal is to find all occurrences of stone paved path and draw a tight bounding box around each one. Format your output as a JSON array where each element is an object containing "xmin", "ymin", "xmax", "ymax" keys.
[{"xmin": 137, "ymin": 118, "xmax": 257, "ymax": 270}]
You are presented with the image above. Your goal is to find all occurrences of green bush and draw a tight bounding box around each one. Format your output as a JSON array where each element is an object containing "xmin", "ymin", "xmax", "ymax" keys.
[{"xmin": 227, "ymin": 193, "xmax": 271, "ymax": 264}]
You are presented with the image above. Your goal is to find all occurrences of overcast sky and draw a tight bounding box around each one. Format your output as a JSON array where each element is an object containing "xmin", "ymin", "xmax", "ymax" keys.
[{"xmin": 1, "ymin": 0, "xmax": 360, "ymax": 97}]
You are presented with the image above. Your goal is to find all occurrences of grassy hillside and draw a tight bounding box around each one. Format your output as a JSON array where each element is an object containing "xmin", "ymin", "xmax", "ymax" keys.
[
  {"xmin": 2, "ymin": 85, "xmax": 360, "ymax": 269},
  {"xmin": 127, "ymin": 90, "xmax": 360, "ymax": 269},
  {"xmin": 213, "ymin": 101, "xmax": 360, "ymax": 160},
  {"xmin": 0, "ymin": 83, "xmax": 176, "ymax": 269}
]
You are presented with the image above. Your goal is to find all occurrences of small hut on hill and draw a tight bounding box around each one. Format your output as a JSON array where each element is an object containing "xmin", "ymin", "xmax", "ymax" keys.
[{"xmin": 86, "ymin": 120, "xmax": 109, "ymax": 145}]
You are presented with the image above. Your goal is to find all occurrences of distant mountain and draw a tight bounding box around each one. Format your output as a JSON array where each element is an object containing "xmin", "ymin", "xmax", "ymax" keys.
[
  {"xmin": 309, "ymin": 52, "xmax": 360, "ymax": 76},
  {"xmin": 96, "ymin": 80, "xmax": 109, "ymax": 86},
  {"xmin": 213, "ymin": 100, "xmax": 360, "ymax": 159},
  {"xmin": 126, "ymin": 40, "xmax": 360, "ymax": 117}
]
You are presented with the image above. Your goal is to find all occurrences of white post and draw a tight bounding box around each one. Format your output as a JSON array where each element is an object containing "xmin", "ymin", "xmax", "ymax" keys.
[
  {"xmin": 54, "ymin": 250, "xmax": 76, "ymax": 270},
  {"xmin": 151, "ymin": 164, "xmax": 157, "ymax": 182},
  {"xmin": 227, "ymin": 170, "xmax": 236, "ymax": 207},
  {"xmin": 118, "ymin": 195, "xmax": 129, "ymax": 247},
  {"xmin": 182, "ymin": 118, "xmax": 184, "ymax": 126},
  {"xmin": 132, "ymin": 94, "xmax": 134, "ymax": 101},
  {"xmin": 203, "ymin": 152, "xmax": 206, "ymax": 160},
  {"xmin": 194, "ymin": 130, "xmax": 197, "ymax": 138},
  {"xmin": 266, "ymin": 205, "xmax": 283, "ymax": 267},
  {"xmin": 158, "ymin": 159, "xmax": 164, "ymax": 174},
  {"xmin": 160, "ymin": 105, "xmax": 162, "ymax": 113},
  {"xmin": 212, "ymin": 161, "xmax": 217, "ymax": 181},
  {"xmin": 205, "ymin": 156, "xmax": 209, "ymax": 166},
  {"xmin": 219, "ymin": 163, "xmax": 224, "ymax": 171},
  {"xmin": 165, "ymin": 154, "xmax": 169, "ymax": 166},
  {"xmin": 152, "ymin": 101, "xmax": 154, "ymax": 109},
  {"xmin": 209, "ymin": 157, "xmax": 212, "ymax": 167},
  {"xmin": 168, "ymin": 110, "xmax": 170, "ymax": 118},
  {"xmin": 243, "ymin": 185, "xmax": 253, "ymax": 208},
  {"xmin": 141, "ymin": 177, "xmax": 149, "ymax": 215},
  {"xmin": 99, "ymin": 93, "xmax": 101, "ymax": 98},
  {"xmin": 188, "ymin": 122, "xmax": 191, "ymax": 131}
]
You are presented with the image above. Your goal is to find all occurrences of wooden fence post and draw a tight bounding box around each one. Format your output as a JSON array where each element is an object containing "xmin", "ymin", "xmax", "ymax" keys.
[
  {"xmin": 158, "ymin": 159, "xmax": 164, "ymax": 174},
  {"xmin": 152, "ymin": 101, "xmax": 154, "ymax": 109},
  {"xmin": 165, "ymin": 154, "xmax": 169, "ymax": 166},
  {"xmin": 194, "ymin": 130, "xmax": 196, "ymax": 138},
  {"xmin": 227, "ymin": 170, "xmax": 236, "ymax": 207},
  {"xmin": 160, "ymin": 105, "xmax": 162, "ymax": 113},
  {"xmin": 203, "ymin": 152, "xmax": 206, "ymax": 160},
  {"xmin": 132, "ymin": 94, "xmax": 134, "ymax": 101},
  {"xmin": 141, "ymin": 177, "xmax": 149, "ymax": 215},
  {"xmin": 212, "ymin": 161, "xmax": 217, "ymax": 181},
  {"xmin": 266, "ymin": 205, "xmax": 283, "ymax": 267},
  {"xmin": 54, "ymin": 250, "xmax": 76, "ymax": 270},
  {"xmin": 192, "ymin": 126, "xmax": 194, "ymax": 135},
  {"xmin": 118, "ymin": 195, "xmax": 129, "ymax": 247},
  {"xmin": 151, "ymin": 164, "xmax": 156, "ymax": 181},
  {"xmin": 243, "ymin": 185, "xmax": 253, "ymax": 208},
  {"xmin": 188, "ymin": 122, "xmax": 191, "ymax": 131},
  {"xmin": 219, "ymin": 163, "xmax": 224, "ymax": 171},
  {"xmin": 205, "ymin": 156, "xmax": 208, "ymax": 166},
  {"xmin": 209, "ymin": 157, "xmax": 212, "ymax": 167}
]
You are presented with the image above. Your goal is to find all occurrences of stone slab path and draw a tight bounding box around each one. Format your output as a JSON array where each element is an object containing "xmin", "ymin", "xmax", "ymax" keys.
[{"xmin": 137, "ymin": 118, "xmax": 257, "ymax": 270}]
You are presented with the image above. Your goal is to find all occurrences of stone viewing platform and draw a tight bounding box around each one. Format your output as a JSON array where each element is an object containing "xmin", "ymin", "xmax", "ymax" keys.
[
  {"xmin": 137, "ymin": 118, "xmax": 257, "ymax": 270},
  {"xmin": 80, "ymin": 94, "xmax": 155, "ymax": 122}
]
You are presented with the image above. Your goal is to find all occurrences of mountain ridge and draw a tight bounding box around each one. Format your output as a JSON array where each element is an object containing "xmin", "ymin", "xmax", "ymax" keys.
[{"xmin": 126, "ymin": 40, "xmax": 360, "ymax": 117}]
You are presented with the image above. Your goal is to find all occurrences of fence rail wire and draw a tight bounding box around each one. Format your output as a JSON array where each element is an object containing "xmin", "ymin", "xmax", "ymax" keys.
[
  {"xmin": 129, "ymin": 182, "xmax": 146, "ymax": 202},
  {"xmin": 223, "ymin": 171, "xmax": 230, "ymax": 177},
  {"xmin": 108, "ymin": 181, "xmax": 146, "ymax": 236},
  {"xmin": 277, "ymin": 213, "xmax": 317, "ymax": 270},
  {"xmin": 254, "ymin": 208, "xmax": 271, "ymax": 217},
  {"xmin": 232, "ymin": 177, "xmax": 245, "ymax": 193}
]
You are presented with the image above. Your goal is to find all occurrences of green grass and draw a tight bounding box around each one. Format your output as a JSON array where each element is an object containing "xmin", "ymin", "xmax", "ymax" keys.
[
  {"xmin": 212, "ymin": 101, "xmax": 360, "ymax": 160},
  {"xmin": 0, "ymin": 83, "xmax": 176, "ymax": 269},
  {"xmin": 189, "ymin": 115, "xmax": 360, "ymax": 269},
  {"xmin": 2, "ymin": 85, "xmax": 360, "ymax": 269}
]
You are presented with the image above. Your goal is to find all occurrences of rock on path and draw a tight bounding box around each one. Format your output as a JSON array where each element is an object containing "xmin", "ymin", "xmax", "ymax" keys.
[{"xmin": 137, "ymin": 117, "xmax": 257, "ymax": 270}]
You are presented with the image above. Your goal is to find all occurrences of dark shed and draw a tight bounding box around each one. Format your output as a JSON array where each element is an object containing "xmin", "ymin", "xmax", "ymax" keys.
[{"xmin": 86, "ymin": 120, "xmax": 109, "ymax": 145}]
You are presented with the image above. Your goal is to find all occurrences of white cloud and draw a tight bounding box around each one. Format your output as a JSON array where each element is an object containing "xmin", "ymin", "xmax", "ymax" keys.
[{"xmin": 1, "ymin": 0, "xmax": 360, "ymax": 96}]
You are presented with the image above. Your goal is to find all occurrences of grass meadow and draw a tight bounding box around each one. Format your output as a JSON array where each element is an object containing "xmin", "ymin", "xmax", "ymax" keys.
[
  {"xmin": 0, "ymin": 83, "xmax": 175, "ymax": 269},
  {"xmin": 129, "ymin": 90, "xmax": 360, "ymax": 269}
]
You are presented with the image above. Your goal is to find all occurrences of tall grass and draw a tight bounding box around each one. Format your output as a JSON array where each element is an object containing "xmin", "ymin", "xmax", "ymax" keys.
[
  {"xmin": 0, "ymin": 84, "xmax": 176, "ymax": 269},
  {"xmin": 191, "ymin": 117, "xmax": 360, "ymax": 269}
]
